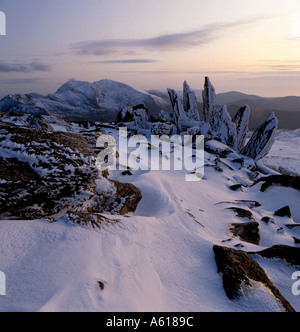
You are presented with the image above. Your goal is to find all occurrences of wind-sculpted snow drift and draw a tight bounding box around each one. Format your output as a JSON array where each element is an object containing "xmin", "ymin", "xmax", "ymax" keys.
[{"xmin": 0, "ymin": 77, "xmax": 299, "ymax": 312}]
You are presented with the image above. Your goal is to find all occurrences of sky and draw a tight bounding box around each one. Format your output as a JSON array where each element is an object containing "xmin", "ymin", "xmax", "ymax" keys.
[{"xmin": 0, "ymin": 0, "xmax": 300, "ymax": 98}]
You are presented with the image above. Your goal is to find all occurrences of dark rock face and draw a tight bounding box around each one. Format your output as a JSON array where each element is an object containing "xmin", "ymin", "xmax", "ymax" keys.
[
  {"xmin": 241, "ymin": 113, "xmax": 278, "ymax": 160},
  {"xmin": 213, "ymin": 245, "xmax": 295, "ymax": 312},
  {"xmin": 227, "ymin": 207, "xmax": 255, "ymax": 220},
  {"xmin": 251, "ymin": 245, "xmax": 300, "ymax": 266},
  {"xmin": 230, "ymin": 222, "xmax": 260, "ymax": 245},
  {"xmin": 253, "ymin": 175, "xmax": 300, "ymax": 192},
  {"xmin": 117, "ymin": 105, "xmax": 134, "ymax": 122},
  {"xmin": 274, "ymin": 206, "xmax": 292, "ymax": 218}
]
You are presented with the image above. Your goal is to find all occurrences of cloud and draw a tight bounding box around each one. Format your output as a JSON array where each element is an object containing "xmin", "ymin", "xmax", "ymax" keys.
[
  {"xmin": 90, "ymin": 59, "xmax": 159, "ymax": 64},
  {"xmin": 0, "ymin": 78, "xmax": 47, "ymax": 84},
  {"xmin": 0, "ymin": 61, "xmax": 52, "ymax": 73},
  {"xmin": 71, "ymin": 17, "xmax": 267, "ymax": 56}
]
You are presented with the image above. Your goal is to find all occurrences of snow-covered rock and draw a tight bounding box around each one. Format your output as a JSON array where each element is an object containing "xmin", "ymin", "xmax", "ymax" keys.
[
  {"xmin": 233, "ymin": 105, "xmax": 250, "ymax": 152},
  {"xmin": 202, "ymin": 77, "xmax": 216, "ymax": 124},
  {"xmin": 183, "ymin": 81, "xmax": 200, "ymax": 121},
  {"xmin": 167, "ymin": 88, "xmax": 190, "ymax": 132},
  {"xmin": 211, "ymin": 105, "xmax": 238, "ymax": 150},
  {"xmin": 151, "ymin": 122, "xmax": 176, "ymax": 136},
  {"xmin": 117, "ymin": 105, "xmax": 134, "ymax": 122},
  {"xmin": 241, "ymin": 112, "xmax": 278, "ymax": 160},
  {"xmin": 133, "ymin": 106, "xmax": 149, "ymax": 129},
  {"xmin": 0, "ymin": 116, "xmax": 142, "ymax": 219},
  {"xmin": 157, "ymin": 109, "xmax": 173, "ymax": 123}
]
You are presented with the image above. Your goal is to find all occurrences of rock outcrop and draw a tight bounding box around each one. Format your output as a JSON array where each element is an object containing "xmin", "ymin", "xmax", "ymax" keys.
[
  {"xmin": 241, "ymin": 112, "xmax": 278, "ymax": 160},
  {"xmin": 133, "ymin": 106, "xmax": 149, "ymax": 129},
  {"xmin": 232, "ymin": 105, "xmax": 250, "ymax": 153},
  {"xmin": 211, "ymin": 105, "xmax": 238, "ymax": 150},
  {"xmin": 183, "ymin": 81, "xmax": 199, "ymax": 121},
  {"xmin": 0, "ymin": 116, "xmax": 142, "ymax": 220},
  {"xmin": 213, "ymin": 245, "xmax": 295, "ymax": 312},
  {"xmin": 202, "ymin": 77, "xmax": 216, "ymax": 124}
]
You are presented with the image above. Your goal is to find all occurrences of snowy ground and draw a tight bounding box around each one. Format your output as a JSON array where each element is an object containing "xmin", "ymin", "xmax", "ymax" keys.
[
  {"xmin": 0, "ymin": 129, "xmax": 299, "ymax": 312},
  {"xmin": 261, "ymin": 129, "xmax": 300, "ymax": 176}
]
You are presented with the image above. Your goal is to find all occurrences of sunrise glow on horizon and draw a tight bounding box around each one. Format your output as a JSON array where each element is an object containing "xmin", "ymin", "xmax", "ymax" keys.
[{"xmin": 0, "ymin": 0, "xmax": 300, "ymax": 98}]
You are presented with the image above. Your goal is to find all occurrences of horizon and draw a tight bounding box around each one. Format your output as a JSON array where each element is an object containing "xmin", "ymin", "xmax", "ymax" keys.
[{"xmin": 1, "ymin": 1, "xmax": 300, "ymax": 98}]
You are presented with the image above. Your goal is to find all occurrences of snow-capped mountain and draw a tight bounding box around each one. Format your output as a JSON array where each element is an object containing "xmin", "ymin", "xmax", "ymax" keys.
[{"xmin": 0, "ymin": 79, "xmax": 170, "ymax": 122}]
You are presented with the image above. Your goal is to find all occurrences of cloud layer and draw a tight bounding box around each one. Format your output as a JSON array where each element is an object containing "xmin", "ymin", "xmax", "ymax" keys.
[
  {"xmin": 71, "ymin": 17, "xmax": 265, "ymax": 56},
  {"xmin": 0, "ymin": 61, "xmax": 52, "ymax": 73}
]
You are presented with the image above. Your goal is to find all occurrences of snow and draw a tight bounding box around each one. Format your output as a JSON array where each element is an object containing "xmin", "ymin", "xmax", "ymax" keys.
[{"xmin": 0, "ymin": 125, "xmax": 299, "ymax": 312}]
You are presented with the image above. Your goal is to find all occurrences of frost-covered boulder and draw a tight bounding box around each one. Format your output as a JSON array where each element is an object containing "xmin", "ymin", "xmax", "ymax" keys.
[
  {"xmin": 133, "ymin": 106, "xmax": 149, "ymax": 129},
  {"xmin": 0, "ymin": 118, "xmax": 142, "ymax": 220},
  {"xmin": 151, "ymin": 122, "xmax": 176, "ymax": 136},
  {"xmin": 183, "ymin": 81, "xmax": 199, "ymax": 121},
  {"xmin": 157, "ymin": 109, "xmax": 173, "ymax": 123},
  {"xmin": 202, "ymin": 77, "xmax": 216, "ymax": 124},
  {"xmin": 211, "ymin": 105, "xmax": 238, "ymax": 150},
  {"xmin": 232, "ymin": 105, "xmax": 250, "ymax": 153},
  {"xmin": 241, "ymin": 112, "xmax": 278, "ymax": 160},
  {"xmin": 167, "ymin": 89, "xmax": 190, "ymax": 132}
]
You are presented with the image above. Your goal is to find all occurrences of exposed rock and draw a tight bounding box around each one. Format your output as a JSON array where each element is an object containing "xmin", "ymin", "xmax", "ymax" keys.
[
  {"xmin": 253, "ymin": 175, "xmax": 300, "ymax": 192},
  {"xmin": 202, "ymin": 77, "xmax": 216, "ymax": 124},
  {"xmin": 241, "ymin": 112, "xmax": 278, "ymax": 160},
  {"xmin": 232, "ymin": 105, "xmax": 250, "ymax": 152},
  {"xmin": 293, "ymin": 237, "xmax": 300, "ymax": 244},
  {"xmin": 261, "ymin": 216, "xmax": 274, "ymax": 224},
  {"xmin": 230, "ymin": 222, "xmax": 260, "ymax": 245},
  {"xmin": 211, "ymin": 105, "xmax": 238, "ymax": 150},
  {"xmin": 274, "ymin": 206, "xmax": 292, "ymax": 218},
  {"xmin": 0, "ymin": 118, "xmax": 142, "ymax": 220},
  {"xmin": 117, "ymin": 105, "xmax": 133, "ymax": 122},
  {"xmin": 110, "ymin": 180, "xmax": 142, "ymax": 215},
  {"xmin": 230, "ymin": 184, "xmax": 243, "ymax": 191},
  {"xmin": 251, "ymin": 245, "xmax": 300, "ymax": 266},
  {"xmin": 227, "ymin": 207, "xmax": 255, "ymax": 220},
  {"xmin": 183, "ymin": 81, "xmax": 199, "ymax": 121},
  {"xmin": 213, "ymin": 245, "xmax": 295, "ymax": 312}
]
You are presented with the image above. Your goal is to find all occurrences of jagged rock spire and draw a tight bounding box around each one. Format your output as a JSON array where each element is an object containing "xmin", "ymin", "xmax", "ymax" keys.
[
  {"xmin": 211, "ymin": 105, "xmax": 238, "ymax": 150},
  {"xmin": 241, "ymin": 112, "xmax": 278, "ymax": 160},
  {"xmin": 233, "ymin": 105, "xmax": 250, "ymax": 153},
  {"xmin": 183, "ymin": 81, "xmax": 199, "ymax": 121},
  {"xmin": 202, "ymin": 77, "xmax": 216, "ymax": 124},
  {"xmin": 167, "ymin": 88, "xmax": 190, "ymax": 132}
]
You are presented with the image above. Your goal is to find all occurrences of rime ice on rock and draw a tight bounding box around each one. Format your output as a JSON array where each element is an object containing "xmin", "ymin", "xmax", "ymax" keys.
[
  {"xmin": 211, "ymin": 105, "xmax": 238, "ymax": 150},
  {"xmin": 202, "ymin": 77, "xmax": 216, "ymax": 124},
  {"xmin": 232, "ymin": 105, "xmax": 250, "ymax": 153},
  {"xmin": 241, "ymin": 112, "xmax": 278, "ymax": 161},
  {"xmin": 183, "ymin": 81, "xmax": 200, "ymax": 121},
  {"xmin": 167, "ymin": 88, "xmax": 190, "ymax": 132},
  {"xmin": 118, "ymin": 105, "xmax": 133, "ymax": 122},
  {"xmin": 157, "ymin": 109, "xmax": 173, "ymax": 123},
  {"xmin": 133, "ymin": 107, "xmax": 149, "ymax": 129}
]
